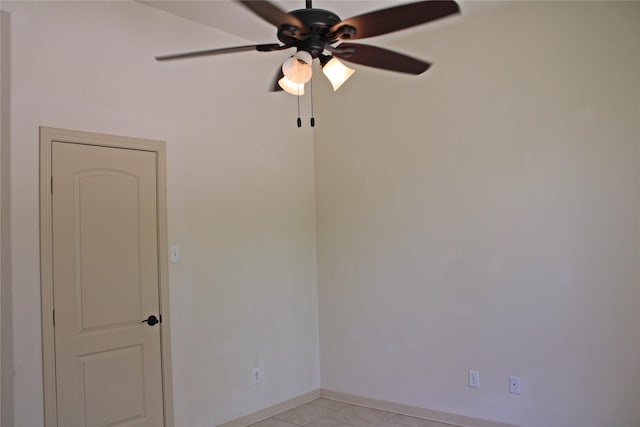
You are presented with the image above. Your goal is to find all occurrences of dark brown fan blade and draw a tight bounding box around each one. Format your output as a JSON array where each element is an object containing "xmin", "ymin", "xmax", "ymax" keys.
[
  {"xmin": 270, "ymin": 67, "xmax": 284, "ymax": 92},
  {"xmin": 329, "ymin": 0, "xmax": 459, "ymax": 40},
  {"xmin": 155, "ymin": 44, "xmax": 280, "ymax": 61},
  {"xmin": 333, "ymin": 43, "xmax": 431, "ymax": 75},
  {"xmin": 237, "ymin": 0, "xmax": 307, "ymax": 32}
]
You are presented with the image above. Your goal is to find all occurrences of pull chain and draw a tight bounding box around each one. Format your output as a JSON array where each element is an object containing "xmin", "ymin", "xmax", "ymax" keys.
[
  {"xmin": 310, "ymin": 78, "xmax": 315, "ymax": 127},
  {"xmin": 296, "ymin": 84, "xmax": 302, "ymax": 128}
]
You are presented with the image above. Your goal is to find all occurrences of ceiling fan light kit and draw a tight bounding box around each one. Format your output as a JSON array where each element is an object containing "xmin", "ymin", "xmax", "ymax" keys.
[
  {"xmin": 282, "ymin": 50, "xmax": 313, "ymax": 84},
  {"xmin": 279, "ymin": 50, "xmax": 354, "ymax": 94},
  {"xmin": 278, "ymin": 75, "xmax": 305, "ymax": 96},
  {"xmin": 321, "ymin": 56, "xmax": 355, "ymax": 91}
]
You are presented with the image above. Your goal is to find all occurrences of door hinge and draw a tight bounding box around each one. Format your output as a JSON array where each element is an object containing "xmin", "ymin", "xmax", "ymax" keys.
[
  {"xmin": 53, "ymin": 309, "xmax": 55, "ymax": 327},
  {"xmin": 50, "ymin": 176, "xmax": 53, "ymax": 194}
]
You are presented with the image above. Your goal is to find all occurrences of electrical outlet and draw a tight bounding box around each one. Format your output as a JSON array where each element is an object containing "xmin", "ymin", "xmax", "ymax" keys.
[
  {"xmin": 509, "ymin": 376, "xmax": 520, "ymax": 394},
  {"xmin": 469, "ymin": 370, "xmax": 480, "ymax": 388},
  {"xmin": 252, "ymin": 368, "xmax": 262, "ymax": 385}
]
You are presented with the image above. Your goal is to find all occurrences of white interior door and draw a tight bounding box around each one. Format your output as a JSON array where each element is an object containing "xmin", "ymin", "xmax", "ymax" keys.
[{"xmin": 51, "ymin": 141, "xmax": 165, "ymax": 427}]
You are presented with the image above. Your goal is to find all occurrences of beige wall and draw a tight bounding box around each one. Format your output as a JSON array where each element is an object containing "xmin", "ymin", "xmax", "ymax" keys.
[
  {"xmin": 0, "ymin": 9, "xmax": 13, "ymax": 427},
  {"xmin": 314, "ymin": 2, "xmax": 640, "ymax": 427},
  {"xmin": 3, "ymin": 1, "xmax": 640, "ymax": 427},
  {"xmin": 1, "ymin": 1, "xmax": 318, "ymax": 426}
]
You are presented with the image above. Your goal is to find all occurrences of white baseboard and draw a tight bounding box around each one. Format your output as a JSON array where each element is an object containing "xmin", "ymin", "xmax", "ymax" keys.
[
  {"xmin": 216, "ymin": 390, "xmax": 321, "ymax": 427},
  {"xmin": 319, "ymin": 389, "xmax": 520, "ymax": 427}
]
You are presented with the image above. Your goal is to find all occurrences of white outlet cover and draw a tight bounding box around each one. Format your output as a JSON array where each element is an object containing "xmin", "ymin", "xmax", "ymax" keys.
[
  {"xmin": 469, "ymin": 370, "xmax": 480, "ymax": 388},
  {"xmin": 252, "ymin": 368, "xmax": 262, "ymax": 385}
]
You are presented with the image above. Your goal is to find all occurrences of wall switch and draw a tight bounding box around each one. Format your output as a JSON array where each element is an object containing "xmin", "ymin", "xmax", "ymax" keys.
[
  {"xmin": 469, "ymin": 370, "xmax": 480, "ymax": 388},
  {"xmin": 170, "ymin": 244, "xmax": 181, "ymax": 263},
  {"xmin": 509, "ymin": 376, "xmax": 521, "ymax": 394},
  {"xmin": 252, "ymin": 368, "xmax": 262, "ymax": 385}
]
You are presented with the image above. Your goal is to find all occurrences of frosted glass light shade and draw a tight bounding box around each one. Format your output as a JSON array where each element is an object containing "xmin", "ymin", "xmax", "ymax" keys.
[
  {"xmin": 278, "ymin": 76, "xmax": 305, "ymax": 96},
  {"xmin": 322, "ymin": 57, "xmax": 355, "ymax": 91},
  {"xmin": 282, "ymin": 51, "xmax": 313, "ymax": 84}
]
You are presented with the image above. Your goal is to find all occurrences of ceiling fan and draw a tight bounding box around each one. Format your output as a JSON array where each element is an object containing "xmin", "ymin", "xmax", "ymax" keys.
[{"xmin": 156, "ymin": 0, "xmax": 460, "ymax": 95}]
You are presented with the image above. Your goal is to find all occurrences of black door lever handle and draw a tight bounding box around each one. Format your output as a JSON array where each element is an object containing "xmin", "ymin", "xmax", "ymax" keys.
[{"xmin": 142, "ymin": 315, "xmax": 160, "ymax": 326}]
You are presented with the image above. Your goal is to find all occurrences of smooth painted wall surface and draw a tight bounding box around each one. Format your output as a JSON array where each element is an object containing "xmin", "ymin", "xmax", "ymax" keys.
[
  {"xmin": 314, "ymin": 2, "xmax": 640, "ymax": 427},
  {"xmin": 1, "ymin": 2, "xmax": 318, "ymax": 426},
  {"xmin": 5, "ymin": 1, "xmax": 640, "ymax": 427},
  {"xmin": 0, "ymin": 10, "xmax": 9, "ymax": 427}
]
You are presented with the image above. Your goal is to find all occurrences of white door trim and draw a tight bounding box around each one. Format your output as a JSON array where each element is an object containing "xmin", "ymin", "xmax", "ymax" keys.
[{"xmin": 39, "ymin": 126, "xmax": 174, "ymax": 427}]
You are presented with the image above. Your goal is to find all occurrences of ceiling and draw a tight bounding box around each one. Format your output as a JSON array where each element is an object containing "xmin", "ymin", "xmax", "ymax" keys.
[{"xmin": 140, "ymin": 0, "xmax": 506, "ymax": 45}]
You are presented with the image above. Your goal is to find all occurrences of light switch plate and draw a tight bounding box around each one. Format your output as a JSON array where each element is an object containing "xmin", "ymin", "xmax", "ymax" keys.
[
  {"xmin": 509, "ymin": 376, "xmax": 521, "ymax": 394},
  {"xmin": 170, "ymin": 244, "xmax": 181, "ymax": 263}
]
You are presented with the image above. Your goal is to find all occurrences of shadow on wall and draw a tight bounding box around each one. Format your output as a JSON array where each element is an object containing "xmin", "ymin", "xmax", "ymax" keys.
[{"xmin": 1, "ymin": 10, "xmax": 14, "ymax": 427}]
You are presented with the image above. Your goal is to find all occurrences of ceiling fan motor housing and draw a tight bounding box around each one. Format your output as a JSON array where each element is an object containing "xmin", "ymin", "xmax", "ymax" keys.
[
  {"xmin": 290, "ymin": 8, "xmax": 341, "ymax": 31},
  {"xmin": 278, "ymin": 8, "xmax": 348, "ymax": 58}
]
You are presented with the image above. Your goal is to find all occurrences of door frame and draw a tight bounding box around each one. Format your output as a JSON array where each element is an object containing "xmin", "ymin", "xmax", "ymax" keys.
[{"xmin": 39, "ymin": 127, "xmax": 174, "ymax": 427}]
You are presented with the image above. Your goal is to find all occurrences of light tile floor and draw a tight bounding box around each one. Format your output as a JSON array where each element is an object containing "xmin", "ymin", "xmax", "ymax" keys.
[{"xmin": 249, "ymin": 399, "xmax": 458, "ymax": 427}]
